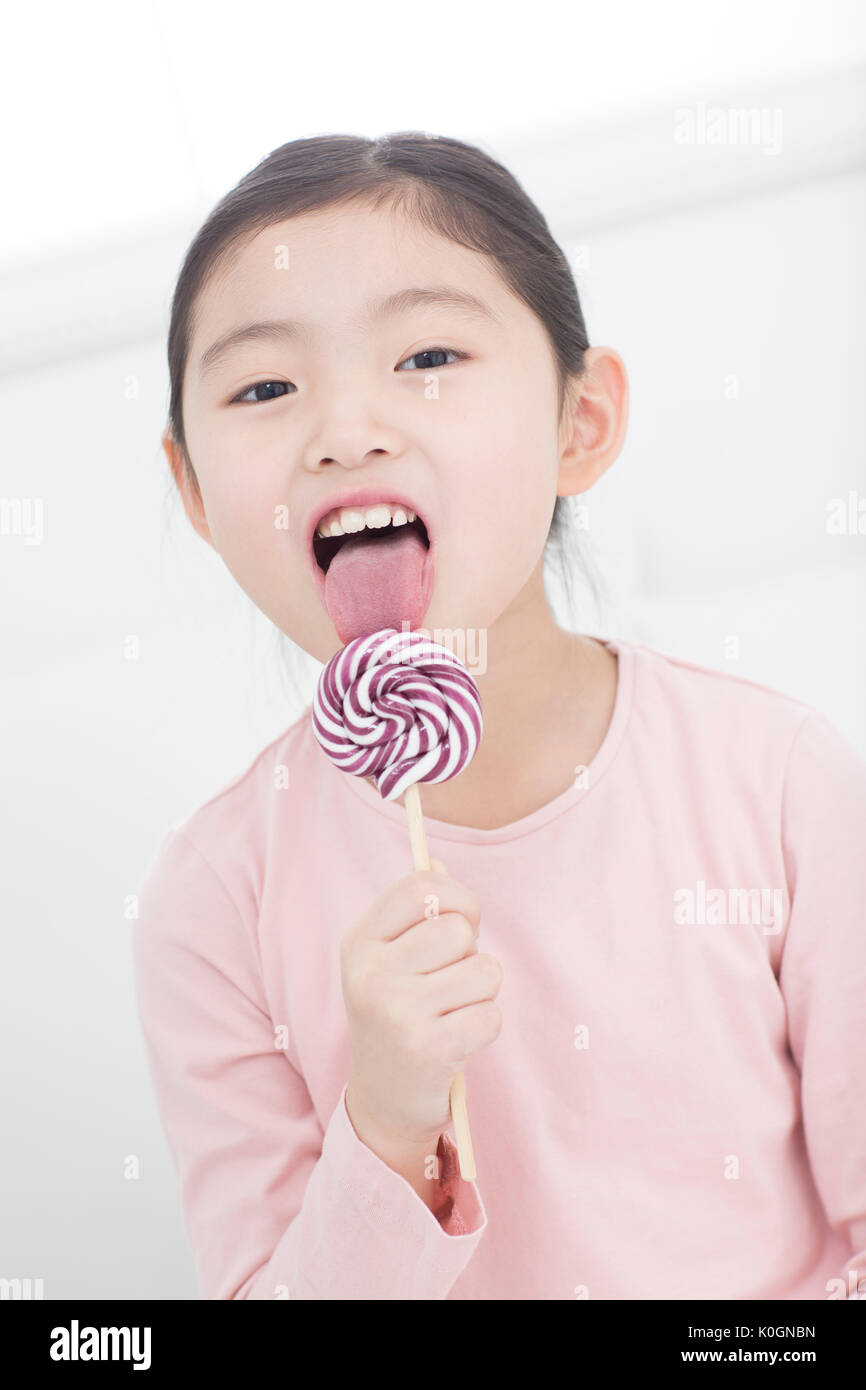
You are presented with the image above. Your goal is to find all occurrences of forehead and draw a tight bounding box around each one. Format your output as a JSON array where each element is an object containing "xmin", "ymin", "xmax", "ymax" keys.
[{"xmin": 189, "ymin": 200, "xmax": 519, "ymax": 344}]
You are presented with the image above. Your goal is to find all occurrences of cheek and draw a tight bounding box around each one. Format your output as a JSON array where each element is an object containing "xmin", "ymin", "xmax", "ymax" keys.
[
  {"xmin": 197, "ymin": 448, "xmax": 291, "ymax": 577},
  {"xmin": 436, "ymin": 457, "xmax": 553, "ymax": 630},
  {"xmin": 472, "ymin": 492, "xmax": 549, "ymax": 584},
  {"xmin": 447, "ymin": 414, "xmax": 557, "ymax": 567}
]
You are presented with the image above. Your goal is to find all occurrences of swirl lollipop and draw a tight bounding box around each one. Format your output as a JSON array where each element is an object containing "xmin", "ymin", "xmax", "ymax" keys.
[{"xmin": 313, "ymin": 626, "xmax": 483, "ymax": 1178}]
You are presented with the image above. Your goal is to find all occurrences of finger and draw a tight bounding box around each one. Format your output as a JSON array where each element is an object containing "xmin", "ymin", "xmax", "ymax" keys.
[
  {"xmin": 420, "ymin": 952, "xmax": 503, "ymax": 1017},
  {"xmin": 391, "ymin": 911, "xmax": 479, "ymax": 974},
  {"xmin": 359, "ymin": 869, "xmax": 480, "ymax": 944}
]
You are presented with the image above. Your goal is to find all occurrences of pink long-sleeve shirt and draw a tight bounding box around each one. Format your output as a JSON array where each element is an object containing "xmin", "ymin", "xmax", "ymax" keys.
[{"xmin": 132, "ymin": 635, "xmax": 866, "ymax": 1300}]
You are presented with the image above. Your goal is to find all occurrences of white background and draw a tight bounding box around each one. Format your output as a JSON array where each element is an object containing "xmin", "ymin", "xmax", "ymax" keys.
[{"xmin": 1, "ymin": 0, "xmax": 864, "ymax": 1299}]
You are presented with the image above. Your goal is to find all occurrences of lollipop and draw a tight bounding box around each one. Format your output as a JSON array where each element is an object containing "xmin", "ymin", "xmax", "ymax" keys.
[
  {"xmin": 313, "ymin": 627, "xmax": 482, "ymax": 798},
  {"xmin": 313, "ymin": 626, "xmax": 483, "ymax": 1178}
]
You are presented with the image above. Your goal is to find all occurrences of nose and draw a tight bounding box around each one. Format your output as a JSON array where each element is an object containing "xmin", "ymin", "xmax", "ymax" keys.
[
  {"xmin": 301, "ymin": 377, "xmax": 406, "ymax": 474},
  {"xmin": 315, "ymin": 446, "xmax": 389, "ymax": 471}
]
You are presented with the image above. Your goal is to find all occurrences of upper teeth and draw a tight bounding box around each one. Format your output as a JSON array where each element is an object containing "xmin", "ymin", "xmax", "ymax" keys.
[{"xmin": 316, "ymin": 501, "xmax": 417, "ymax": 538}]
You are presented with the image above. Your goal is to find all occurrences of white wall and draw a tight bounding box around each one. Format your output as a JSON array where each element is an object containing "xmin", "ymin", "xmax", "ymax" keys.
[
  {"xmin": 573, "ymin": 165, "xmax": 866, "ymax": 746},
  {"xmin": 2, "ymin": 146, "xmax": 864, "ymax": 1298}
]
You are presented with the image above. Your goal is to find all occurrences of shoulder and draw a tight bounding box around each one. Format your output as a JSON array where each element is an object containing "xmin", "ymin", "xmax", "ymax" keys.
[
  {"xmin": 626, "ymin": 636, "xmax": 815, "ymax": 723},
  {"xmin": 618, "ymin": 636, "xmax": 865, "ymax": 792},
  {"xmin": 136, "ymin": 708, "xmax": 314, "ymax": 938},
  {"xmin": 171, "ymin": 708, "xmax": 311, "ymax": 850}
]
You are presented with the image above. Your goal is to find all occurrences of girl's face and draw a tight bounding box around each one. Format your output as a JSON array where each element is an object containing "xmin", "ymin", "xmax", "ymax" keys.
[{"xmin": 175, "ymin": 199, "xmax": 616, "ymax": 665}]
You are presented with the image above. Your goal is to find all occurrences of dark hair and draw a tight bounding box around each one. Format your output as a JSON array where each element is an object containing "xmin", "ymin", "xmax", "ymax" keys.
[{"xmin": 165, "ymin": 131, "xmax": 603, "ymax": 627}]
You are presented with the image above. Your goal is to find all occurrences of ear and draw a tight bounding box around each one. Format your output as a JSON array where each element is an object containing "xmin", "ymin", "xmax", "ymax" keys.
[
  {"xmin": 162, "ymin": 431, "xmax": 215, "ymax": 548},
  {"xmin": 556, "ymin": 346, "xmax": 629, "ymax": 497}
]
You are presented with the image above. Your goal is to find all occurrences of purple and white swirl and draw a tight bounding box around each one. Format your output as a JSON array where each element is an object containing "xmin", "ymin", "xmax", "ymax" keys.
[{"xmin": 312, "ymin": 627, "xmax": 483, "ymax": 802}]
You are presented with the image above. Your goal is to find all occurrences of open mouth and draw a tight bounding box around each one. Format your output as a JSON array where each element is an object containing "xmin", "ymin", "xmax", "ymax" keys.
[
  {"xmin": 307, "ymin": 495, "xmax": 436, "ymax": 644},
  {"xmin": 312, "ymin": 512, "xmax": 430, "ymax": 574}
]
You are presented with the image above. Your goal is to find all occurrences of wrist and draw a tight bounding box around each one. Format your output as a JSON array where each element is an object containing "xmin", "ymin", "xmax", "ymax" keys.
[{"xmin": 345, "ymin": 1082, "xmax": 440, "ymax": 1155}]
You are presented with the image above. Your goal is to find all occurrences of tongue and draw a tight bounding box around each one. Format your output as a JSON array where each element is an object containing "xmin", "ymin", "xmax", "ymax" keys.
[{"xmin": 323, "ymin": 525, "xmax": 429, "ymax": 644}]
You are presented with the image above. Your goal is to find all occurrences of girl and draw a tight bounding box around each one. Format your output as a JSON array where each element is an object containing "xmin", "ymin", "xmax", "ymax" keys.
[{"xmin": 133, "ymin": 132, "xmax": 866, "ymax": 1301}]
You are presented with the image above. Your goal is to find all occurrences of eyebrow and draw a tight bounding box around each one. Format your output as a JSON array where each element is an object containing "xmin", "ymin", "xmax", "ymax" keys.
[{"xmin": 197, "ymin": 284, "xmax": 503, "ymax": 378}]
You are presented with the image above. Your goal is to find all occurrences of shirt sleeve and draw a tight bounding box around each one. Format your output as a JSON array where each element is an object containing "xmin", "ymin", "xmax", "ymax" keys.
[
  {"xmin": 131, "ymin": 828, "xmax": 487, "ymax": 1300},
  {"xmin": 778, "ymin": 709, "xmax": 866, "ymax": 1301}
]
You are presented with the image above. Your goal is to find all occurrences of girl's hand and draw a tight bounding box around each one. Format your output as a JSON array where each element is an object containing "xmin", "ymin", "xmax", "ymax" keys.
[{"xmin": 341, "ymin": 858, "xmax": 503, "ymax": 1152}]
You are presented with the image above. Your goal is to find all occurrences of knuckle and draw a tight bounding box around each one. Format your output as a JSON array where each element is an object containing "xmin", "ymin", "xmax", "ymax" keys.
[
  {"xmin": 456, "ymin": 915, "xmax": 477, "ymax": 954},
  {"xmin": 381, "ymin": 991, "xmax": 407, "ymax": 1034},
  {"xmin": 483, "ymin": 1000, "xmax": 503, "ymax": 1034},
  {"xmin": 476, "ymin": 953, "xmax": 503, "ymax": 989},
  {"xmin": 464, "ymin": 891, "xmax": 482, "ymax": 927},
  {"xmin": 347, "ymin": 950, "xmax": 382, "ymax": 1003},
  {"xmin": 439, "ymin": 912, "xmax": 473, "ymax": 955}
]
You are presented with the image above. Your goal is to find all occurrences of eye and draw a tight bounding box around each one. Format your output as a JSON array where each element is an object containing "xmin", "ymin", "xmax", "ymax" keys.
[
  {"xmin": 397, "ymin": 347, "xmax": 467, "ymax": 372},
  {"xmin": 230, "ymin": 380, "xmax": 294, "ymax": 405},
  {"xmin": 228, "ymin": 347, "xmax": 467, "ymax": 405}
]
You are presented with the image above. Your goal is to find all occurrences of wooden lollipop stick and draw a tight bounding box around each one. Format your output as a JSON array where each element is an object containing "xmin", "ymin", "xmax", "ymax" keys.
[{"xmin": 403, "ymin": 781, "xmax": 477, "ymax": 1182}]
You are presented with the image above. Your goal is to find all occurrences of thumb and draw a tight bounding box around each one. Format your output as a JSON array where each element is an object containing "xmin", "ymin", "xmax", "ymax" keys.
[{"xmin": 430, "ymin": 856, "xmax": 448, "ymax": 875}]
